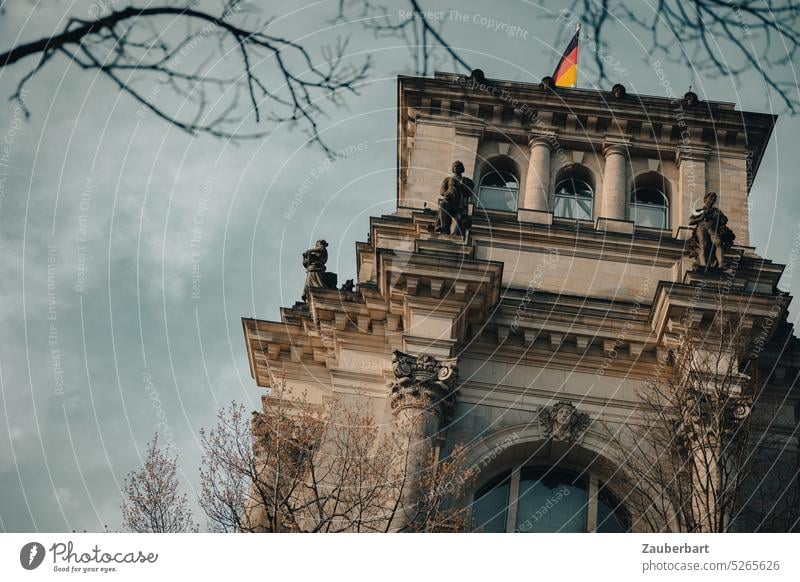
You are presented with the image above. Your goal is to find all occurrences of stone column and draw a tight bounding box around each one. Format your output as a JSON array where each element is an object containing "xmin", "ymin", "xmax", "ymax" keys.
[
  {"xmin": 389, "ymin": 350, "xmax": 458, "ymax": 531},
  {"xmin": 523, "ymin": 132, "xmax": 556, "ymax": 211},
  {"xmin": 600, "ymin": 140, "xmax": 630, "ymax": 220}
]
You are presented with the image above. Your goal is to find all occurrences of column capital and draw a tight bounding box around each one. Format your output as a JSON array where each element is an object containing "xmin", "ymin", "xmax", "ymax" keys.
[
  {"xmin": 602, "ymin": 138, "xmax": 631, "ymax": 157},
  {"xmin": 675, "ymin": 144, "xmax": 711, "ymax": 166},
  {"xmin": 389, "ymin": 350, "xmax": 458, "ymax": 420},
  {"xmin": 528, "ymin": 129, "xmax": 558, "ymax": 149}
]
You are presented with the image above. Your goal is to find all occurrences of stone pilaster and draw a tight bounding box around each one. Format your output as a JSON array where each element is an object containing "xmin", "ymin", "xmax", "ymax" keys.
[
  {"xmin": 522, "ymin": 131, "xmax": 556, "ymax": 211},
  {"xmin": 676, "ymin": 145, "xmax": 710, "ymax": 232},
  {"xmin": 600, "ymin": 139, "xmax": 630, "ymax": 220}
]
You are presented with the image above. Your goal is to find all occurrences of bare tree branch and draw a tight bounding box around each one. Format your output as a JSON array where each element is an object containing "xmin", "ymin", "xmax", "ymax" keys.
[
  {"xmin": 0, "ymin": 2, "xmax": 371, "ymax": 155},
  {"xmin": 553, "ymin": 1, "xmax": 800, "ymax": 112}
]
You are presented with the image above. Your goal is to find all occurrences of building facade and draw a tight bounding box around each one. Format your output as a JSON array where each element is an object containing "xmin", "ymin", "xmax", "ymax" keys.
[{"xmin": 243, "ymin": 72, "xmax": 799, "ymax": 532}]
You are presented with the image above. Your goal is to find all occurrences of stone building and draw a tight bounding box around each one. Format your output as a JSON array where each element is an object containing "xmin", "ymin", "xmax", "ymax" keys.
[{"xmin": 242, "ymin": 71, "xmax": 800, "ymax": 532}]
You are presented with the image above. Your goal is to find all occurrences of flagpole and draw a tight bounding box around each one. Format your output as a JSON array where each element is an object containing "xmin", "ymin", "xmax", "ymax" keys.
[{"xmin": 574, "ymin": 22, "xmax": 580, "ymax": 88}]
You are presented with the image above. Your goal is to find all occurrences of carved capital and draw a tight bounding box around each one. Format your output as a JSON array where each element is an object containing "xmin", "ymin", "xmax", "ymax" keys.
[
  {"xmin": 682, "ymin": 389, "xmax": 753, "ymax": 439},
  {"xmin": 602, "ymin": 138, "xmax": 631, "ymax": 158},
  {"xmin": 389, "ymin": 350, "xmax": 458, "ymax": 419},
  {"xmin": 538, "ymin": 401, "xmax": 591, "ymax": 442}
]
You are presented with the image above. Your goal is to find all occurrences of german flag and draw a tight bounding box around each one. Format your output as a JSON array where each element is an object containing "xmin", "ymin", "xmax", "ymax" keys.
[{"xmin": 553, "ymin": 27, "xmax": 579, "ymax": 88}]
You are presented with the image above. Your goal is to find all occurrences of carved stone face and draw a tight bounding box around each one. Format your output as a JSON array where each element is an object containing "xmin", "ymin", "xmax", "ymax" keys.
[
  {"xmin": 704, "ymin": 191, "xmax": 718, "ymax": 208},
  {"xmin": 555, "ymin": 405, "xmax": 573, "ymax": 426},
  {"xmin": 452, "ymin": 161, "xmax": 465, "ymax": 175}
]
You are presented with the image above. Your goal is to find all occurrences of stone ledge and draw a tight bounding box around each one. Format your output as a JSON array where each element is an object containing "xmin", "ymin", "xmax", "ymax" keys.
[
  {"xmin": 517, "ymin": 208, "xmax": 553, "ymax": 225},
  {"xmin": 674, "ymin": 225, "xmax": 694, "ymax": 241},
  {"xmin": 595, "ymin": 217, "xmax": 635, "ymax": 235}
]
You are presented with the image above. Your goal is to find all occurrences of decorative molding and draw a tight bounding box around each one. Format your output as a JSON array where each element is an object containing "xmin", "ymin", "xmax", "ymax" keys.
[{"xmin": 538, "ymin": 401, "xmax": 591, "ymax": 442}]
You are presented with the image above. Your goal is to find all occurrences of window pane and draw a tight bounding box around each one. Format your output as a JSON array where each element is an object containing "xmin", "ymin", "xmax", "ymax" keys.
[
  {"xmin": 554, "ymin": 196, "xmax": 575, "ymax": 219},
  {"xmin": 472, "ymin": 476, "xmax": 510, "ymax": 532},
  {"xmin": 554, "ymin": 195, "xmax": 592, "ymax": 220},
  {"xmin": 516, "ymin": 468, "xmax": 588, "ymax": 532},
  {"xmin": 597, "ymin": 485, "xmax": 630, "ymax": 533},
  {"xmin": 477, "ymin": 186, "xmax": 518, "ymax": 212},
  {"xmin": 629, "ymin": 204, "xmax": 666, "ymax": 229},
  {"xmin": 575, "ymin": 197, "xmax": 593, "ymax": 220}
]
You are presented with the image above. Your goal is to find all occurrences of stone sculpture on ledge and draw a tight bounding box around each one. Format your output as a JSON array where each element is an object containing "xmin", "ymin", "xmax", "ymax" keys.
[
  {"xmin": 434, "ymin": 160, "xmax": 474, "ymax": 237},
  {"xmin": 688, "ymin": 191, "xmax": 736, "ymax": 270},
  {"xmin": 301, "ymin": 239, "xmax": 337, "ymax": 302}
]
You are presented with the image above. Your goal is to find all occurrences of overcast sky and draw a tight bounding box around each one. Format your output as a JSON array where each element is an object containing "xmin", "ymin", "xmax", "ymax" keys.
[{"xmin": 1, "ymin": 0, "xmax": 798, "ymax": 532}]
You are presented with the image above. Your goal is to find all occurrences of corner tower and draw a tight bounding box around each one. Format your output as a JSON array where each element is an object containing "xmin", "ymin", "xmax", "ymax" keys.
[{"xmin": 244, "ymin": 72, "xmax": 798, "ymax": 533}]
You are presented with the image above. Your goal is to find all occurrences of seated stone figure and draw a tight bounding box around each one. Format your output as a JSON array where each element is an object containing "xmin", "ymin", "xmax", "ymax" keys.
[
  {"xmin": 688, "ymin": 191, "xmax": 736, "ymax": 269},
  {"xmin": 434, "ymin": 160, "xmax": 474, "ymax": 236},
  {"xmin": 302, "ymin": 239, "xmax": 337, "ymax": 301}
]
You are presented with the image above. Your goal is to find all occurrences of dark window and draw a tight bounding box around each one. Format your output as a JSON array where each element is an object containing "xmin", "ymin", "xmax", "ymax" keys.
[
  {"xmin": 554, "ymin": 178, "xmax": 593, "ymax": 220},
  {"xmin": 471, "ymin": 472, "xmax": 511, "ymax": 532},
  {"xmin": 596, "ymin": 483, "xmax": 631, "ymax": 533},
  {"xmin": 629, "ymin": 185, "xmax": 669, "ymax": 229},
  {"xmin": 477, "ymin": 165, "xmax": 519, "ymax": 212},
  {"xmin": 516, "ymin": 467, "xmax": 589, "ymax": 533}
]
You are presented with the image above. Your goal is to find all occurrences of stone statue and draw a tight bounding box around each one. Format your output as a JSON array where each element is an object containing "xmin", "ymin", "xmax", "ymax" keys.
[
  {"xmin": 340, "ymin": 279, "xmax": 355, "ymax": 293},
  {"xmin": 688, "ymin": 191, "xmax": 735, "ymax": 270},
  {"xmin": 434, "ymin": 160, "xmax": 474, "ymax": 237},
  {"xmin": 538, "ymin": 401, "xmax": 590, "ymax": 442},
  {"xmin": 301, "ymin": 239, "xmax": 337, "ymax": 301}
]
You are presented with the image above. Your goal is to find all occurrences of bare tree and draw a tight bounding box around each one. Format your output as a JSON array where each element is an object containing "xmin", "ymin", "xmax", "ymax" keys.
[
  {"xmin": 0, "ymin": 1, "xmax": 371, "ymax": 155},
  {"xmin": 121, "ymin": 434, "xmax": 198, "ymax": 533},
  {"xmin": 608, "ymin": 294, "xmax": 799, "ymax": 532},
  {"xmin": 553, "ymin": 1, "xmax": 800, "ymax": 111},
  {"xmin": 198, "ymin": 389, "xmax": 472, "ymax": 532}
]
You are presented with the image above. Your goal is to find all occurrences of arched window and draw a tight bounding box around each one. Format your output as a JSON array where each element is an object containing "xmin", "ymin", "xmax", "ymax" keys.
[
  {"xmin": 477, "ymin": 157, "xmax": 519, "ymax": 212},
  {"xmin": 628, "ymin": 173, "xmax": 670, "ymax": 229},
  {"xmin": 471, "ymin": 466, "xmax": 631, "ymax": 533},
  {"xmin": 554, "ymin": 164, "xmax": 595, "ymax": 220}
]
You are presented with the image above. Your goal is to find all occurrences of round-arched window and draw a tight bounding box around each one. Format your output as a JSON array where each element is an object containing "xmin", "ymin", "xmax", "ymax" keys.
[
  {"xmin": 477, "ymin": 163, "xmax": 519, "ymax": 213},
  {"xmin": 554, "ymin": 178, "xmax": 594, "ymax": 220},
  {"xmin": 471, "ymin": 466, "xmax": 630, "ymax": 533},
  {"xmin": 628, "ymin": 175, "xmax": 670, "ymax": 229}
]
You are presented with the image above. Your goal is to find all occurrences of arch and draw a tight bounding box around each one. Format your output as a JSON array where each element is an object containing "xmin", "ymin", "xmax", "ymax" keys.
[
  {"xmin": 628, "ymin": 171, "xmax": 671, "ymax": 229},
  {"xmin": 553, "ymin": 163, "xmax": 596, "ymax": 220},
  {"xmin": 476, "ymin": 155, "xmax": 520, "ymax": 212},
  {"xmin": 461, "ymin": 421, "xmax": 670, "ymax": 533}
]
